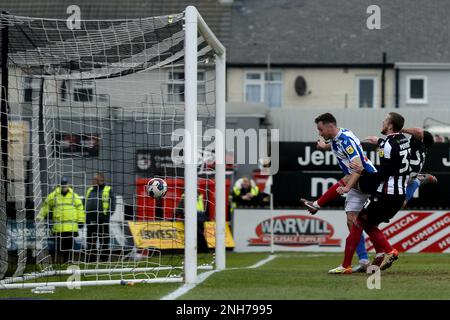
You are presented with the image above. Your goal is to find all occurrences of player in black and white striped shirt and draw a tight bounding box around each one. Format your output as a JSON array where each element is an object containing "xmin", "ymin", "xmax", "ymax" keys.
[
  {"xmin": 406, "ymin": 128, "xmax": 429, "ymax": 173},
  {"xmin": 375, "ymin": 132, "xmax": 412, "ymax": 195},
  {"xmin": 400, "ymin": 127, "xmax": 437, "ymax": 207},
  {"xmin": 356, "ymin": 131, "xmax": 412, "ymax": 196},
  {"xmin": 329, "ymin": 113, "xmax": 410, "ymax": 274}
]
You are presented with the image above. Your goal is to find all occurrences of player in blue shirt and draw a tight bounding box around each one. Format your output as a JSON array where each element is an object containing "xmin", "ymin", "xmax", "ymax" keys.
[
  {"xmin": 331, "ymin": 128, "xmax": 377, "ymax": 176},
  {"xmin": 301, "ymin": 113, "xmax": 376, "ymax": 272}
]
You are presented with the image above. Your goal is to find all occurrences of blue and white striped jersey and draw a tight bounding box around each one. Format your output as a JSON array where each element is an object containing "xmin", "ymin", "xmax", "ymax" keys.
[{"xmin": 331, "ymin": 128, "xmax": 377, "ymax": 175}]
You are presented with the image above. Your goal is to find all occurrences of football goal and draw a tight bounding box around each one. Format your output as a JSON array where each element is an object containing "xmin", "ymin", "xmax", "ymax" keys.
[{"xmin": 0, "ymin": 5, "xmax": 226, "ymax": 289}]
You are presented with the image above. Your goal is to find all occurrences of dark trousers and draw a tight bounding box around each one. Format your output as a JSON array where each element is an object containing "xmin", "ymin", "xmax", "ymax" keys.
[
  {"xmin": 86, "ymin": 223, "xmax": 111, "ymax": 262},
  {"xmin": 54, "ymin": 232, "xmax": 78, "ymax": 264},
  {"xmin": 197, "ymin": 211, "xmax": 209, "ymax": 253}
]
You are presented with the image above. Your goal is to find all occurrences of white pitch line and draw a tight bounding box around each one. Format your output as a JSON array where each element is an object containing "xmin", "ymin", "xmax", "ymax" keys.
[
  {"xmin": 160, "ymin": 270, "xmax": 218, "ymax": 301},
  {"xmin": 278, "ymin": 253, "xmax": 341, "ymax": 258},
  {"xmin": 247, "ymin": 254, "xmax": 277, "ymax": 269},
  {"xmin": 161, "ymin": 254, "xmax": 278, "ymax": 300}
]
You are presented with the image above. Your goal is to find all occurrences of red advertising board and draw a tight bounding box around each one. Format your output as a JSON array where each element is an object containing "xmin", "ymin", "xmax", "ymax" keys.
[{"xmin": 136, "ymin": 178, "xmax": 231, "ymax": 221}]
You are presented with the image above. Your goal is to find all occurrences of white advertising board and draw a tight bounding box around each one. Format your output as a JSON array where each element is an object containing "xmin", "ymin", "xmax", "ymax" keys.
[{"xmin": 233, "ymin": 209, "xmax": 450, "ymax": 253}]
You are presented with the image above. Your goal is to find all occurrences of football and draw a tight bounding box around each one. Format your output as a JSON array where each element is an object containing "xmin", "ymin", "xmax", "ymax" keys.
[{"xmin": 146, "ymin": 178, "xmax": 168, "ymax": 199}]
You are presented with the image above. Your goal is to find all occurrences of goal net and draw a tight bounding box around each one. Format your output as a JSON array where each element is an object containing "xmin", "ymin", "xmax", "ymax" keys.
[{"xmin": 0, "ymin": 6, "xmax": 226, "ymax": 290}]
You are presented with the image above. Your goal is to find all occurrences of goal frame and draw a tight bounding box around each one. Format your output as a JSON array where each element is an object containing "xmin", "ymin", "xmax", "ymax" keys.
[
  {"xmin": 184, "ymin": 5, "xmax": 226, "ymax": 284},
  {"xmin": 0, "ymin": 5, "xmax": 226, "ymax": 289}
]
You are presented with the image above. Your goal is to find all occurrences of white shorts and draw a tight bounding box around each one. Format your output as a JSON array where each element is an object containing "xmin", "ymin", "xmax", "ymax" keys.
[{"xmin": 345, "ymin": 188, "xmax": 369, "ymax": 213}]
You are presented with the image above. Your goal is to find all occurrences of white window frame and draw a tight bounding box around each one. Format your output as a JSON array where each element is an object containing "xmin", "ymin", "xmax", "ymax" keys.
[
  {"xmin": 356, "ymin": 76, "xmax": 378, "ymax": 109},
  {"xmin": 244, "ymin": 70, "xmax": 283, "ymax": 107},
  {"xmin": 167, "ymin": 69, "xmax": 206, "ymax": 103},
  {"xmin": 244, "ymin": 71, "xmax": 264, "ymax": 103},
  {"xmin": 406, "ymin": 75, "xmax": 428, "ymax": 104}
]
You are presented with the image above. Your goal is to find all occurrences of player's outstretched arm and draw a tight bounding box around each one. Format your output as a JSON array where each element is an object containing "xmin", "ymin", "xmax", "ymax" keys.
[
  {"xmin": 349, "ymin": 161, "xmax": 363, "ymax": 174},
  {"xmin": 401, "ymin": 127, "xmax": 424, "ymax": 141},
  {"xmin": 337, "ymin": 158, "xmax": 362, "ymax": 194}
]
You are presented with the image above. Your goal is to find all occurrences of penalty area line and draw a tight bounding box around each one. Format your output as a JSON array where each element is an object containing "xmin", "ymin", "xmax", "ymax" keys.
[{"xmin": 160, "ymin": 254, "xmax": 278, "ymax": 300}]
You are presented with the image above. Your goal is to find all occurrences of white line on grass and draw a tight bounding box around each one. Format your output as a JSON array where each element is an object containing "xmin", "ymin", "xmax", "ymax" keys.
[
  {"xmin": 227, "ymin": 254, "xmax": 278, "ymax": 271},
  {"xmin": 278, "ymin": 253, "xmax": 342, "ymax": 258},
  {"xmin": 160, "ymin": 270, "xmax": 218, "ymax": 300},
  {"xmin": 247, "ymin": 254, "xmax": 278, "ymax": 269},
  {"xmin": 161, "ymin": 254, "xmax": 278, "ymax": 300}
]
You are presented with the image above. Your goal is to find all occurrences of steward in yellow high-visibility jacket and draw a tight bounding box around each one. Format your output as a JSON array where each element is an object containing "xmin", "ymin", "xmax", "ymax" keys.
[
  {"xmin": 175, "ymin": 193, "xmax": 206, "ymax": 220},
  {"xmin": 84, "ymin": 173, "xmax": 116, "ymax": 262},
  {"xmin": 36, "ymin": 184, "xmax": 85, "ymax": 232},
  {"xmin": 230, "ymin": 177, "xmax": 260, "ymax": 213},
  {"xmin": 175, "ymin": 192, "xmax": 209, "ymax": 252},
  {"xmin": 36, "ymin": 177, "xmax": 85, "ymax": 263}
]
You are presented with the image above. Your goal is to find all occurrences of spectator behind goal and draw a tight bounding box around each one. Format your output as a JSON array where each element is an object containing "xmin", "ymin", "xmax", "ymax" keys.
[
  {"xmin": 230, "ymin": 176, "xmax": 261, "ymax": 211},
  {"xmin": 175, "ymin": 191, "xmax": 209, "ymax": 253}
]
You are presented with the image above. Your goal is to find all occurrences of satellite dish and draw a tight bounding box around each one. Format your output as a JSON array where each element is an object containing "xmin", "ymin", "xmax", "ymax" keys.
[{"xmin": 295, "ymin": 76, "xmax": 307, "ymax": 96}]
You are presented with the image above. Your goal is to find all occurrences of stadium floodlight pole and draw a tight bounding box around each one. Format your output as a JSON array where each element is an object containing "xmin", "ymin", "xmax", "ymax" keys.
[{"xmin": 184, "ymin": 6, "xmax": 199, "ymax": 284}]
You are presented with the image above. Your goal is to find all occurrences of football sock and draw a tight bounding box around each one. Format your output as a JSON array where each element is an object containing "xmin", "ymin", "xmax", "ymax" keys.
[
  {"xmin": 365, "ymin": 225, "xmax": 393, "ymax": 253},
  {"xmin": 316, "ymin": 179, "xmax": 345, "ymax": 207},
  {"xmin": 405, "ymin": 178, "xmax": 421, "ymax": 202},
  {"xmin": 343, "ymin": 223, "xmax": 363, "ymax": 268},
  {"xmin": 356, "ymin": 233, "xmax": 369, "ymax": 261}
]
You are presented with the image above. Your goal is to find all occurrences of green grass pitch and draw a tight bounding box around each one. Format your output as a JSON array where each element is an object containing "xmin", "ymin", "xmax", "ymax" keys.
[{"xmin": 1, "ymin": 252, "xmax": 449, "ymax": 300}]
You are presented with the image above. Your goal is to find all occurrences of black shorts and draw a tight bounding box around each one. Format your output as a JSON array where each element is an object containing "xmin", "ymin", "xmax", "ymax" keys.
[
  {"xmin": 358, "ymin": 193, "xmax": 405, "ymax": 226},
  {"xmin": 358, "ymin": 175, "xmax": 381, "ymax": 195}
]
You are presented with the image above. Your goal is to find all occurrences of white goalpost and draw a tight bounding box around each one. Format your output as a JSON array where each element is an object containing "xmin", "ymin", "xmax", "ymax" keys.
[
  {"xmin": 184, "ymin": 5, "xmax": 226, "ymax": 284},
  {"xmin": 0, "ymin": 5, "xmax": 226, "ymax": 290}
]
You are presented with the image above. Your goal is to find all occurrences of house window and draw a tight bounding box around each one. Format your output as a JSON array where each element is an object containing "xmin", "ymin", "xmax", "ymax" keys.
[
  {"xmin": 407, "ymin": 76, "xmax": 427, "ymax": 104},
  {"xmin": 168, "ymin": 70, "xmax": 206, "ymax": 103},
  {"xmin": 60, "ymin": 80, "xmax": 68, "ymax": 102},
  {"xmin": 73, "ymin": 80, "xmax": 95, "ymax": 102},
  {"xmin": 23, "ymin": 77, "xmax": 39, "ymax": 103},
  {"xmin": 357, "ymin": 76, "xmax": 377, "ymax": 108},
  {"xmin": 245, "ymin": 71, "xmax": 283, "ymax": 108}
]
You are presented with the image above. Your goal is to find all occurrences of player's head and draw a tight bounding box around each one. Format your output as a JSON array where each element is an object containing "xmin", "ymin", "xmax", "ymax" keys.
[
  {"xmin": 423, "ymin": 130, "xmax": 435, "ymax": 149},
  {"xmin": 314, "ymin": 113, "xmax": 338, "ymax": 140},
  {"xmin": 381, "ymin": 112, "xmax": 404, "ymax": 135}
]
